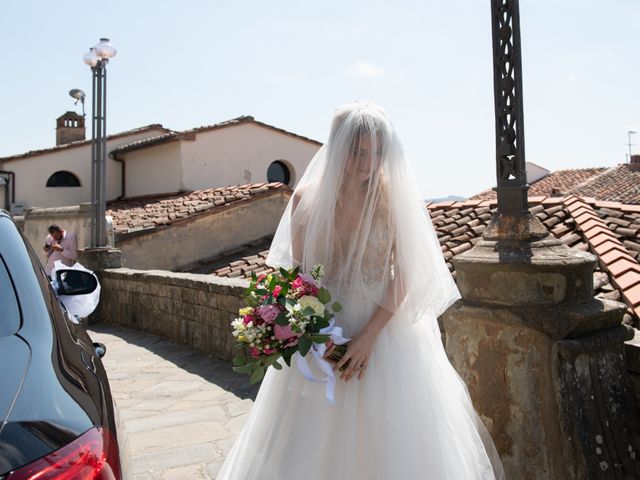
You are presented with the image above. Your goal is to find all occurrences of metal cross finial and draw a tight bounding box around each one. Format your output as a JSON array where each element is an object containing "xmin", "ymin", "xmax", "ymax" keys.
[{"xmin": 491, "ymin": 0, "xmax": 529, "ymax": 216}]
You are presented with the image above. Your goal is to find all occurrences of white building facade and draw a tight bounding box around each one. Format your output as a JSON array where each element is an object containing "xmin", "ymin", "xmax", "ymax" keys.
[{"xmin": 0, "ymin": 115, "xmax": 321, "ymax": 211}]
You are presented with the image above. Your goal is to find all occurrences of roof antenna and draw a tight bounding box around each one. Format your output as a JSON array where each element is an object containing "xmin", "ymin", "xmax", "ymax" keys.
[{"xmin": 69, "ymin": 89, "xmax": 86, "ymax": 117}]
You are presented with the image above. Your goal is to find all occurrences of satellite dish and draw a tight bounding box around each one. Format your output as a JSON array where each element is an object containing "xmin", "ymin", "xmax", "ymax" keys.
[
  {"xmin": 69, "ymin": 89, "xmax": 86, "ymax": 102},
  {"xmin": 68, "ymin": 89, "xmax": 86, "ymax": 117}
]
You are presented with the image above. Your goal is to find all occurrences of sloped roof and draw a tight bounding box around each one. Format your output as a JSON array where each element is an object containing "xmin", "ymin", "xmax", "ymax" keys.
[
  {"xmin": 110, "ymin": 116, "xmax": 322, "ymax": 156},
  {"xmin": 472, "ymin": 165, "xmax": 640, "ymax": 204},
  {"xmin": 109, "ymin": 131, "xmax": 184, "ymax": 156},
  {"xmin": 471, "ymin": 167, "xmax": 608, "ymax": 201},
  {"xmin": 107, "ymin": 182, "xmax": 290, "ymax": 238},
  {"xmin": 569, "ymin": 164, "xmax": 640, "ymax": 204},
  {"xmin": 210, "ymin": 195, "xmax": 640, "ymax": 326},
  {"xmin": 0, "ymin": 124, "xmax": 169, "ymax": 162}
]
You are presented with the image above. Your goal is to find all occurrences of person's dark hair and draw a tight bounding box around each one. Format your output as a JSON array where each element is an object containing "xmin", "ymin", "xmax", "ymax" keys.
[{"xmin": 48, "ymin": 225, "xmax": 62, "ymax": 234}]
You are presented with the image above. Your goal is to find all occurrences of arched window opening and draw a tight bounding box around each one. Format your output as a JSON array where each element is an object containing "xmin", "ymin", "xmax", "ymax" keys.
[
  {"xmin": 46, "ymin": 171, "xmax": 81, "ymax": 187},
  {"xmin": 267, "ymin": 160, "xmax": 291, "ymax": 185}
]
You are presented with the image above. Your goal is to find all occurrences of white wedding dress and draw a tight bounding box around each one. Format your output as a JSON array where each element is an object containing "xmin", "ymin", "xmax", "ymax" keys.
[
  {"xmin": 218, "ymin": 101, "xmax": 503, "ymax": 479},
  {"xmin": 218, "ymin": 223, "xmax": 501, "ymax": 480}
]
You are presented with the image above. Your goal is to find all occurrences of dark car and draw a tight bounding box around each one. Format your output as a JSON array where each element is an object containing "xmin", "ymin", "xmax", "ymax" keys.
[{"xmin": 0, "ymin": 211, "xmax": 128, "ymax": 479}]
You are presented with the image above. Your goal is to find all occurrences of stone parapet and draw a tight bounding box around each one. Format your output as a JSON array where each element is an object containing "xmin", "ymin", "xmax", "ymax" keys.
[
  {"xmin": 99, "ymin": 268, "xmax": 248, "ymax": 360},
  {"xmin": 445, "ymin": 213, "xmax": 640, "ymax": 479}
]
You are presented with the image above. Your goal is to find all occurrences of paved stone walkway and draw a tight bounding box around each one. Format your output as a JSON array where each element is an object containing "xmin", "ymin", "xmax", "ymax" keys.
[{"xmin": 88, "ymin": 324, "xmax": 258, "ymax": 480}]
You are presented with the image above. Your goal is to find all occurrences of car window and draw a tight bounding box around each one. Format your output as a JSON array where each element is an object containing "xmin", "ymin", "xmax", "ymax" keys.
[{"xmin": 0, "ymin": 256, "xmax": 21, "ymax": 337}]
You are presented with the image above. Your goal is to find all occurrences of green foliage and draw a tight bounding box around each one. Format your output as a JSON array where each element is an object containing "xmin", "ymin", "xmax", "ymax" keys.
[
  {"xmin": 282, "ymin": 347, "xmax": 295, "ymax": 367},
  {"xmin": 310, "ymin": 334, "xmax": 329, "ymax": 343},
  {"xmin": 317, "ymin": 287, "xmax": 331, "ymax": 304},
  {"xmin": 232, "ymin": 353, "xmax": 246, "ymax": 366},
  {"xmin": 298, "ymin": 336, "xmax": 312, "ymax": 356},
  {"xmin": 233, "ymin": 363, "xmax": 255, "ymax": 374},
  {"xmin": 332, "ymin": 301, "xmax": 342, "ymax": 313},
  {"xmin": 274, "ymin": 311, "xmax": 290, "ymax": 326},
  {"xmin": 249, "ymin": 365, "xmax": 266, "ymax": 384}
]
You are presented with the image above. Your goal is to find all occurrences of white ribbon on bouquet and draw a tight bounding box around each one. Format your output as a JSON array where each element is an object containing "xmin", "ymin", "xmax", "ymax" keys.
[{"xmin": 293, "ymin": 320, "xmax": 350, "ymax": 404}]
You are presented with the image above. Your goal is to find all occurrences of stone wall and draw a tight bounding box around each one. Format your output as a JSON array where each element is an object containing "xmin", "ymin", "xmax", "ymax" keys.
[{"xmin": 99, "ymin": 268, "xmax": 248, "ymax": 360}]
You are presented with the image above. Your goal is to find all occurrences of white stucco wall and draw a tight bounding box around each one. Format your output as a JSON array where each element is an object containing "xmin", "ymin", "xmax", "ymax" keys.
[
  {"xmin": 123, "ymin": 142, "xmax": 182, "ymax": 198},
  {"xmin": 117, "ymin": 192, "xmax": 289, "ymax": 271},
  {"xmin": 526, "ymin": 162, "xmax": 551, "ymax": 184},
  {"xmin": 23, "ymin": 204, "xmax": 92, "ymax": 268},
  {"xmin": 23, "ymin": 205, "xmax": 116, "ymax": 270},
  {"xmin": 179, "ymin": 123, "xmax": 320, "ymax": 191},
  {"xmin": 1, "ymin": 128, "xmax": 167, "ymax": 209}
]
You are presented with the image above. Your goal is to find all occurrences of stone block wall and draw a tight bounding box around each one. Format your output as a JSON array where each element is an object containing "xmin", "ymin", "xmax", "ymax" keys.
[{"xmin": 99, "ymin": 268, "xmax": 249, "ymax": 360}]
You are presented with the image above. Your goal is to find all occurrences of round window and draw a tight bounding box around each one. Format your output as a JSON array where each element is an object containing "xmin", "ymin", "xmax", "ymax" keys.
[{"xmin": 267, "ymin": 161, "xmax": 291, "ymax": 185}]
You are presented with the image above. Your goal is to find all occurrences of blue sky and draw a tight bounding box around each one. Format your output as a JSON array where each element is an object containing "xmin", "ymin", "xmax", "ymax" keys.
[{"xmin": 1, "ymin": 1, "xmax": 638, "ymax": 199}]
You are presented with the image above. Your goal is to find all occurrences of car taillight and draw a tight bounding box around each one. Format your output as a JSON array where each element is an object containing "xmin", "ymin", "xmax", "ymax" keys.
[{"xmin": 6, "ymin": 427, "xmax": 119, "ymax": 480}]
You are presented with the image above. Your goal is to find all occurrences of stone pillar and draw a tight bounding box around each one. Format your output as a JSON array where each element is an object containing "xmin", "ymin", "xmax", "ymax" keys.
[
  {"xmin": 78, "ymin": 247, "xmax": 122, "ymax": 323},
  {"xmin": 441, "ymin": 214, "xmax": 640, "ymax": 479}
]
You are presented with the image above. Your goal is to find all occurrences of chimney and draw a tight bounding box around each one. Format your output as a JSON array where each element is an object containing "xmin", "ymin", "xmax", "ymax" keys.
[
  {"xmin": 56, "ymin": 111, "xmax": 86, "ymax": 145},
  {"xmin": 629, "ymin": 155, "xmax": 640, "ymax": 172}
]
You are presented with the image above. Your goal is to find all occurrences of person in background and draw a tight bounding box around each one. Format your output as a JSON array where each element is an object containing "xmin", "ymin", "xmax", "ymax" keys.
[{"xmin": 43, "ymin": 224, "xmax": 78, "ymax": 277}]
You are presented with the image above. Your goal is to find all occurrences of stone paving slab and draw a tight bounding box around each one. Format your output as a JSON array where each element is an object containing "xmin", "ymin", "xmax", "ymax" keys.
[{"xmin": 88, "ymin": 324, "xmax": 258, "ymax": 480}]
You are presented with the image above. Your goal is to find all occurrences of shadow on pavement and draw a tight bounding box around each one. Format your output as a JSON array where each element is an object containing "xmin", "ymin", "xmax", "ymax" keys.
[{"xmin": 89, "ymin": 323, "xmax": 259, "ymax": 401}]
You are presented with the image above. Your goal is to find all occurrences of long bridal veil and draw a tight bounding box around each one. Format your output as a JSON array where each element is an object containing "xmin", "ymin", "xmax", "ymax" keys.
[
  {"xmin": 227, "ymin": 101, "xmax": 507, "ymax": 479},
  {"xmin": 267, "ymin": 101, "xmax": 460, "ymax": 325}
]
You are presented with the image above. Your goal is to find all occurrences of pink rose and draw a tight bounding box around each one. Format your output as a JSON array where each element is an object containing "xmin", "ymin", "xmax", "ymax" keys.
[
  {"xmin": 292, "ymin": 274, "xmax": 319, "ymax": 296},
  {"xmin": 263, "ymin": 347, "xmax": 275, "ymax": 355},
  {"xmin": 273, "ymin": 285, "xmax": 282, "ymax": 297},
  {"xmin": 255, "ymin": 304, "xmax": 282, "ymax": 324},
  {"xmin": 243, "ymin": 314, "xmax": 254, "ymax": 325},
  {"xmin": 250, "ymin": 347, "xmax": 260, "ymax": 358},
  {"xmin": 274, "ymin": 324, "xmax": 301, "ymax": 344}
]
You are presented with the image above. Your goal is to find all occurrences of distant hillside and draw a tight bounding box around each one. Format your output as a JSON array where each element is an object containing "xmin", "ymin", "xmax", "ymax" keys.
[{"xmin": 426, "ymin": 195, "xmax": 466, "ymax": 203}]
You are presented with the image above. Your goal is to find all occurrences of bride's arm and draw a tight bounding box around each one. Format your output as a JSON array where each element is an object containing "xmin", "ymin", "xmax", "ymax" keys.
[{"xmin": 333, "ymin": 246, "xmax": 405, "ymax": 382}]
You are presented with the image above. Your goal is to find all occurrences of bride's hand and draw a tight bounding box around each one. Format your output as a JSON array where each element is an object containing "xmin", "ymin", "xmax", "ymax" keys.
[{"xmin": 334, "ymin": 325, "xmax": 380, "ymax": 382}]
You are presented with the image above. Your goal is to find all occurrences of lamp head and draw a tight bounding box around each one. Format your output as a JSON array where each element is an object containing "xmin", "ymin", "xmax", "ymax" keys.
[
  {"xmin": 94, "ymin": 38, "xmax": 117, "ymax": 60},
  {"xmin": 83, "ymin": 48, "xmax": 98, "ymax": 67}
]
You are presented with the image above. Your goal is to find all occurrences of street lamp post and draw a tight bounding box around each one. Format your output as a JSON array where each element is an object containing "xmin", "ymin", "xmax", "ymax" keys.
[{"xmin": 83, "ymin": 38, "xmax": 117, "ymax": 248}]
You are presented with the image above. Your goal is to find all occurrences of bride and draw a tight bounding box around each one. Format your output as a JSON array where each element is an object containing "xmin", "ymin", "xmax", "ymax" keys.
[{"xmin": 218, "ymin": 102, "xmax": 504, "ymax": 479}]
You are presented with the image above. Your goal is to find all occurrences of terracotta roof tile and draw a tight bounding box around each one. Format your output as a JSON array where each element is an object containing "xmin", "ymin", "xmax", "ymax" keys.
[
  {"xmin": 589, "ymin": 232, "xmax": 618, "ymax": 247},
  {"xmin": 623, "ymin": 283, "xmax": 640, "ymax": 307},
  {"xmin": 600, "ymin": 250, "xmax": 635, "ymax": 265},
  {"xmin": 569, "ymin": 165, "xmax": 640, "ymax": 205},
  {"xmin": 108, "ymin": 182, "xmax": 290, "ymax": 237},
  {"xmin": 608, "ymin": 258, "xmax": 640, "ymax": 277},
  {"xmin": 211, "ymin": 195, "xmax": 640, "ymax": 327},
  {"xmin": 592, "ymin": 241, "xmax": 626, "ymax": 257},
  {"xmin": 541, "ymin": 196, "xmax": 564, "ymax": 205},
  {"xmin": 471, "ymin": 168, "xmax": 608, "ymax": 201},
  {"xmin": 471, "ymin": 165, "xmax": 640, "ymax": 204}
]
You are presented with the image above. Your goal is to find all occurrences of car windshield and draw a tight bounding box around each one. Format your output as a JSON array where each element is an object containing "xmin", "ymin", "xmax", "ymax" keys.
[{"xmin": 0, "ymin": 256, "xmax": 21, "ymax": 337}]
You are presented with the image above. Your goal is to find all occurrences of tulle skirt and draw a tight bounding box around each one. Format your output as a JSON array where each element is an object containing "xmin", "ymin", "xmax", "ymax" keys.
[{"xmin": 217, "ymin": 300, "xmax": 504, "ymax": 480}]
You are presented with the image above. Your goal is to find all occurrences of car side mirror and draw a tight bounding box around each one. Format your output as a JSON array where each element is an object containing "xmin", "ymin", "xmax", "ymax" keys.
[{"xmin": 56, "ymin": 269, "xmax": 98, "ymax": 296}]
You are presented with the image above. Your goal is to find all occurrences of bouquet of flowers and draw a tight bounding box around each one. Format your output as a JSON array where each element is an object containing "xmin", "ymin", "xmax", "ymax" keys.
[{"xmin": 231, "ymin": 264, "xmax": 348, "ymax": 386}]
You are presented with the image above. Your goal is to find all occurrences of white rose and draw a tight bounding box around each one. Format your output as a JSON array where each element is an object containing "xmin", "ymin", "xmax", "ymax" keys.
[{"xmin": 299, "ymin": 295, "xmax": 325, "ymax": 316}]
